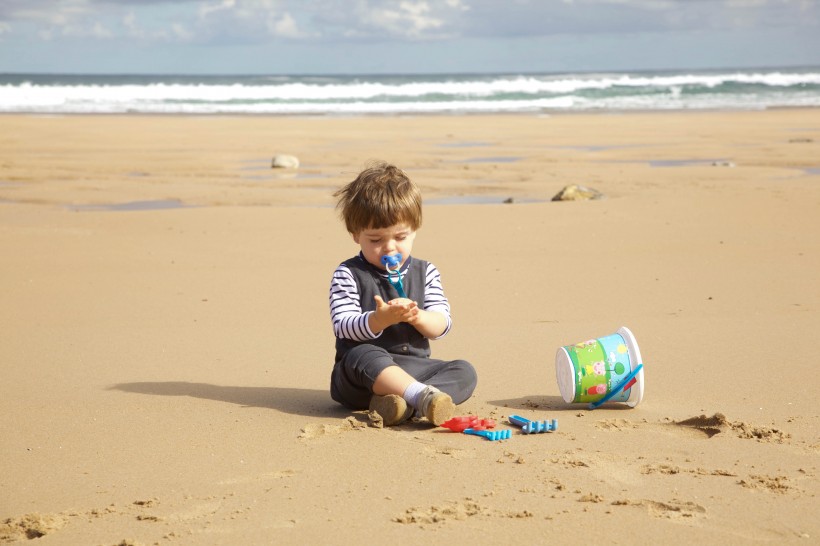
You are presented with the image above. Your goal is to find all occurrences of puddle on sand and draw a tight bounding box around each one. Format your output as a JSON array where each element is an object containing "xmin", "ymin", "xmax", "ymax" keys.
[
  {"xmin": 243, "ymin": 172, "xmax": 327, "ymax": 181},
  {"xmin": 437, "ymin": 141, "xmax": 492, "ymax": 148},
  {"xmin": 593, "ymin": 158, "xmax": 733, "ymax": 168},
  {"xmin": 649, "ymin": 159, "xmax": 730, "ymax": 167},
  {"xmin": 549, "ymin": 144, "xmax": 647, "ymax": 152},
  {"xmin": 69, "ymin": 199, "xmax": 189, "ymax": 212},
  {"xmin": 458, "ymin": 156, "xmax": 522, "ymax": 164},
  {"xmin": 425, "ymin": 195, "xmax": 541, "ymax": 205}
]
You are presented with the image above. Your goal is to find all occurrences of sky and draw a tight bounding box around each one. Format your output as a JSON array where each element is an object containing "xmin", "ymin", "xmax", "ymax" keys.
[{"xmin": 0, "ymin": 0, "xmax": 818, "ymax": 75}]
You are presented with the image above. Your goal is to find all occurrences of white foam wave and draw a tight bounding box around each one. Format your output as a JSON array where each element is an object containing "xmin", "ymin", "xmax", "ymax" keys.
[
  {"xmin": 2, "ymin": 70, "xmax": 819, "ymax": 107},
  {"xmin": 1, "ymin": 69, "xmax": 818, "ymax": 114},
  {"xmin": 5, "ymin": 93, "xmax": 820, "ymax": 114},
  {"xmin": 0, "ymin": 96, "xmax": 578, "ymax": 114}
]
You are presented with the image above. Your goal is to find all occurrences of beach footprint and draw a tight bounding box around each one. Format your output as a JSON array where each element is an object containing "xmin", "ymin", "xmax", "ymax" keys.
[
  {"xmin": 593, "ymin": 413, "xmax": 791, "ymax": 444},
  {"xmin": 674, "ymin": 413, "xmax": 790, "ymax": 443},
  {"xmin": 393, "ymin": 498, "xmax": 532, "ymax": 526},
  {"xmin": 594, "ymin": 418, "xmax": 640, "ymax": 430},
  {"xmin": 611, "ymin": 498, "xmax": 707, "ymax": 519},
  {"xmin": 298, "ymin": 416, "xmax": 367, "ymax": 439},
  {"xmin": 422, "ymin": 445, "xmax": 474, "ymax": 459},
  {"xmin": 0, "ymin": 513, "xmax": 69, "ymax": 542},
  {"xmin": 217, "ymin": 469, "xmax": 297, "ymax": 485}
]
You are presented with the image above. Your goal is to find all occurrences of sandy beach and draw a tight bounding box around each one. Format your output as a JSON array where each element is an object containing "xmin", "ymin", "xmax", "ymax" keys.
[{"xmin": 1, "ymin": 110, "xmax": 818, "ymax": 544}]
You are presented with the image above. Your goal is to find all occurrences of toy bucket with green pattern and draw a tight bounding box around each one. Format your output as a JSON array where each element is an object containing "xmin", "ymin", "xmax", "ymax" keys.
[{"xmin": 555, "ymin": 326, "xmax": 645, "ymax": 408}]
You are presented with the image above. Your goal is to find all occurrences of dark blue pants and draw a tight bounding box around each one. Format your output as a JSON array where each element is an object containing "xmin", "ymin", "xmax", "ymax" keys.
[{"xmin": 330, "ymin": 344, "xmax": 477, "ymax": 410}]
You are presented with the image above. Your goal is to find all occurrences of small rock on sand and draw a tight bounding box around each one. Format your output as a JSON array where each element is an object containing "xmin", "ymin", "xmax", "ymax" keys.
[
  {"xmin": 552, "ymin": 184, "xmax": 603, "ymax": 201},
  {"xmin": 271, "ymin": 155, "xmax": 300, "ymax": 169}
]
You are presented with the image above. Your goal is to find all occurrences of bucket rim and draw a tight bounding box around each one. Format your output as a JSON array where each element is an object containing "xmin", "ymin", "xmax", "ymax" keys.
[{"xmin": 617, "ymin": 326, "xmax": 645, "ymax": 407}]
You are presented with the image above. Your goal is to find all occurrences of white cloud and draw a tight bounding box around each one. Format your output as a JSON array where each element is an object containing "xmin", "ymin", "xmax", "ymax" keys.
[
  {"xmin": 123, "ymin": 11, "xmax": 139, "ymax": 35},
  {"xmin": 725, "ymin": 0, "xmax": 768, "ymax": 6},
  {"xmin": 192, "ymin": 0, "xmax": 313, "ymax": 40},
  {"xmin": 357, "ymin": 2, "xmax": 445, "ymax": 38},
  {"xmin": 91, "ymin": 21, "xmax": 112, "ymax": 38},
  {"xmin": 324, "ymin": 0, "xmax": 467, "ymax": 40},
  {"xmin": 269, "ymin": 12, "xmax": 306, "ymax": 38},
  {"xmin": 172, "ymin": 22, "xmax": 194, "ymax": 40},
  {"xmin": 200, "ymin": 0, "xmax": 237, "ymax": 19}
]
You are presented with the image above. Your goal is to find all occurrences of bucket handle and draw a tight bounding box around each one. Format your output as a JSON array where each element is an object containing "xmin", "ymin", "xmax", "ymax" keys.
[{"xmin": 588, "ymin": 363, "xmax": 644, "ymax": 410}]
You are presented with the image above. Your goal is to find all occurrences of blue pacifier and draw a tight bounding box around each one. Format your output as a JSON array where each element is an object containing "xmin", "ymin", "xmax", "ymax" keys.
[{"xmin": 380, "ymin": 254, "xmax": 407, "ymax": 298}]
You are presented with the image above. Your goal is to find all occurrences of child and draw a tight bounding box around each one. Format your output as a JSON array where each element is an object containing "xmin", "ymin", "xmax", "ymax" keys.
[{"xmin": 329, "ymin": 161, "xmax": 477, "ymax": 426}]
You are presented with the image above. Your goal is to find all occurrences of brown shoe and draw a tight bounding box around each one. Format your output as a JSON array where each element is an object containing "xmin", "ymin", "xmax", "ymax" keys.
[
  {"xmin": 417, "ymin": 388, "xmax": 455, "ymax": 426},
  {"xmin": 368, "ymin": 394, "xmax": 413, "ymax": 426}
]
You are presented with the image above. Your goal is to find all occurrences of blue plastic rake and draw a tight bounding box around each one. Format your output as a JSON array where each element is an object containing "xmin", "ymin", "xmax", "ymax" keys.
[{"xmin": 508, "ymin": 415, "xmax": 558, "ymax": 434}]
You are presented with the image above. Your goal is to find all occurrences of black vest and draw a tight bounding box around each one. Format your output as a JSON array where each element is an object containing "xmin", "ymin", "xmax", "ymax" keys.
[{"xmin": 335, "ymin": 255, "xmax": 431, "ymax": 362}]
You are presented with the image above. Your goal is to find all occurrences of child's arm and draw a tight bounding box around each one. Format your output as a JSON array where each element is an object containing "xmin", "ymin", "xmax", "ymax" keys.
[
  {"xmin": 398, "ymin": 300, "xmax": 449, "ymax": 338},
  {"xmin": 417, "ymin": 262, "xmax": 452, "ymax": 339},
  {"xmin": 331, "ymin": 264, "xmax": 381, "ymax": 341}
]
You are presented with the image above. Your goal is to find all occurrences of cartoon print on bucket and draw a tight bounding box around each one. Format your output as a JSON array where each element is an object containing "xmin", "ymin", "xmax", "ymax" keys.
[{"xmin": 555, "ymin": 326, "xmax": 645, "ymax": 408}]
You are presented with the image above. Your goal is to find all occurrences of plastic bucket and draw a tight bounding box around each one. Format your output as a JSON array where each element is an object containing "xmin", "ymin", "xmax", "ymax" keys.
[{"xmin": 555, "ymin": 326, "xmax": 645, "ymax": 407}]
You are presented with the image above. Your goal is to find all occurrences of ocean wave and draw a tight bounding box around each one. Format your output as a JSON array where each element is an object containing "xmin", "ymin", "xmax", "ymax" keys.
[{"xmin": 1, "ymin": 68, "xmax": 818, "ymax": 114}]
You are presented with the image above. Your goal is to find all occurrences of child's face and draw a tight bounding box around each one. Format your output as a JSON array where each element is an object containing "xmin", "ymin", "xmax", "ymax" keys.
[{"xmin": 353, "ymin": 223, "xmax": 416, "ymax": 270}]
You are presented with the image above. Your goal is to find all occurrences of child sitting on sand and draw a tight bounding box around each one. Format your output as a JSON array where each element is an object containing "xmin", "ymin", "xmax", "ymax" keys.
[{"xmin": 328, "ymin": 161, "xmax": 477, "ymax": 426}]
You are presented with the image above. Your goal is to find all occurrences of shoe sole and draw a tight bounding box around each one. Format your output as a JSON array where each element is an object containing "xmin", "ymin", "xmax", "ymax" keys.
[
  {"xmin": 425, "ymin": 393, "xmax": 455, "ymax": 426},
  {"xmin": 369, "ymin": 394, "xmax": 411, "ymax": 426}
]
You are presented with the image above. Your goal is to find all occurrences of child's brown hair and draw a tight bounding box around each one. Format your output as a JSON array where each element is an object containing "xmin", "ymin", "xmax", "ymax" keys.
[{"xmin": 334, "ymin": 161, "xmax": 422, "ymax": 234}]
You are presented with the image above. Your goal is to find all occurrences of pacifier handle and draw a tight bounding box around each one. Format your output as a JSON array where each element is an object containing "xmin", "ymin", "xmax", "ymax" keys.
[{"xmin": 380, "ymin": 253, "xmax": 407, "ymax": 298}]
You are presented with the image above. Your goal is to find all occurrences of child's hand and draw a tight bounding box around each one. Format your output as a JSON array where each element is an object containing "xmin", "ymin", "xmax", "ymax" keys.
[
  {"xmin": 388, "ymin": 297, "xmax": 420, "ymax": 324},
  {"xmin": 370, "ymin": 295, "xmax": 447, "ymax": 338},
  {"xmin": 373, "ymin": 295, "xmax": 419, "ymax": 326}
]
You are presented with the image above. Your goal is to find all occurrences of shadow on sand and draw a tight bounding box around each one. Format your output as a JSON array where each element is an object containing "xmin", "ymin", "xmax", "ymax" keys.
[
  {"xmin": 110, "ymin": 381, "xmax": 348, "ymax": 419},
  {"xmin": 490, "ymin": 395, "xmax": 634, "ymax": 412}
]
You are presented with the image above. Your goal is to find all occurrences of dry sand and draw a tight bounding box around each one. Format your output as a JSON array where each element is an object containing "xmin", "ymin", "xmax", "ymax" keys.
[{"xmin": 1, "ymin": 111, "xmax": 818, "ymax": 544}]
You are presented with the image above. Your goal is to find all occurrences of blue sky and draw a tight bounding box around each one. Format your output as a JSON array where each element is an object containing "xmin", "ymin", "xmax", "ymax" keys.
[{"xmin": 0, "ymin": 0, "xmax": 818, "ymax": 74}]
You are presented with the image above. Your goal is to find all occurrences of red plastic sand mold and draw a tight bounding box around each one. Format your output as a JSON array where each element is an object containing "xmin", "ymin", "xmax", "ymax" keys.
[{"xmin": 440, "ymin": 416, "xmax": 497, "ymax": 432}]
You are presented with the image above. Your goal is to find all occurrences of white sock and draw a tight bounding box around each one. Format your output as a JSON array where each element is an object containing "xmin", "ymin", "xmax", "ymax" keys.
[{"xmin": 402, "ymin": 381, "xmax": 427, "ymax": 409}]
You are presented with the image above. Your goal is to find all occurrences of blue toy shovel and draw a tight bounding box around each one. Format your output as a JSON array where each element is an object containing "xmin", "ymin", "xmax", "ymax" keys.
[
  {"xmin": 464, "ymin": 428, "xmax": 512, "ymax": 441},
  {"xmin": 588, "ymin": 363, "xmax": 644, "ymax": 410}
]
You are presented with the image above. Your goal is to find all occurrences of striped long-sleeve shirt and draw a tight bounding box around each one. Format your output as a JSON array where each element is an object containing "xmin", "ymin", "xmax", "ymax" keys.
[{"xmin": 329, "ymin": 255, "xmax": 452, "ymax": 342}]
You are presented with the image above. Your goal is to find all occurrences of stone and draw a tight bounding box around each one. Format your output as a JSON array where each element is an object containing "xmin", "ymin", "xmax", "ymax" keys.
[
  {"xmin": 271, "ymin": 154, "xmax": 300, "ymax": 169},
  {"xmin": 551, "ymin": 184, "xmax": 603, "ymax": 202}
]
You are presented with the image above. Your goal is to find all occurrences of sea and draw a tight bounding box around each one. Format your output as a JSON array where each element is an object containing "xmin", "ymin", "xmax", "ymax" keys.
[{"xmin": 1, "ymin": 66, "xmax": 819, "ymax": 115}]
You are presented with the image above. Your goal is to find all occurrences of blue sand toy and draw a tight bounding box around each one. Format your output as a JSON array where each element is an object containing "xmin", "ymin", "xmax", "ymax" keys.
[
  {"xmin": 380, "ymin": 254, "xmax": 407, "ymax": 298},
  {"xmin": 464, "ymin": 428, "xmax": 512, "ymax": 441},
  {"xmin": 588, "ymin": 363, "xmax": 644, "ymax": 410},
  {"xmin": 508, "ymin": 415, "xmax": 558, "ymax": 434}
]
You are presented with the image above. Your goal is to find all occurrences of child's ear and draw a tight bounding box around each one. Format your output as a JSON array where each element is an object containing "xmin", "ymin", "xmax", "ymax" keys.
[{"xmin": 351, "ymin": 232, "xmax": 360, "ymax": 244}]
